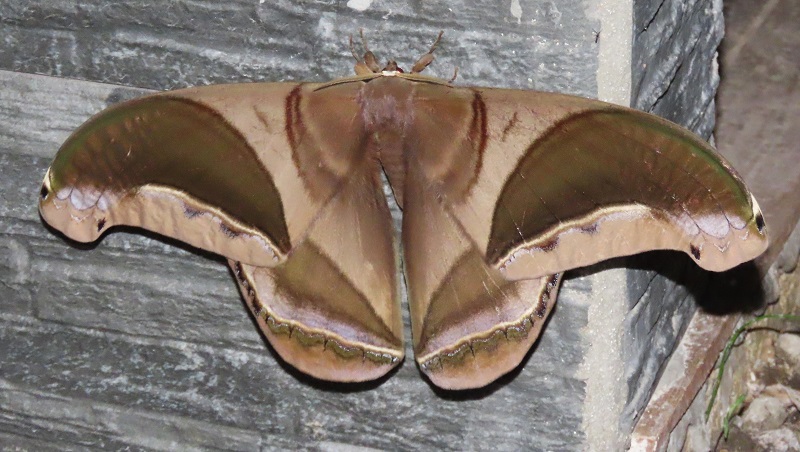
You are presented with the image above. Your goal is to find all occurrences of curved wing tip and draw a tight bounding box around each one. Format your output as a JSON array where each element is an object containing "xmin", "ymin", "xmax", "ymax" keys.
[
  {"xmin": 39, "ymin": 184, "xmax": 109, "ymax": 243},
  {"xmin": 750, "ymin": 192, "xmax": 767, "ymax": 237}
]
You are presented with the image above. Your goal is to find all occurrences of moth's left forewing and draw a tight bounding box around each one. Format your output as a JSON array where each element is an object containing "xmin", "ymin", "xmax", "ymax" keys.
[
  {"xmin": 40, "ymin": 81, "xmax": 406, "ymax": 383},
  {"xmin": 39, "ymin": 87, "xmax": 299, "ymax": 267}
]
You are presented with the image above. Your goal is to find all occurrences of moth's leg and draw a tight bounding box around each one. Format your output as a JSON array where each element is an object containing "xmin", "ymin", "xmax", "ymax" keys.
[{"xmin": 447, "ymin": 66, "xmax": 459, "ymax": 83}]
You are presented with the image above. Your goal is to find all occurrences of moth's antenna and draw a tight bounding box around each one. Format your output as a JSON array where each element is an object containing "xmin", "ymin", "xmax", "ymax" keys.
[
  {"xmin": 411, "ymin": 30, "xmax": 445, "ymax": 74},
  {"xmin": 349, "ymin": 34, "xmax": 361, "ymax": 62},
  {"xmin": 427, "ymin": 30, "xmax": 444, "ymax": 55},
  {"xmin": 350, "ymin": 28, "xmax": 381, "ymax": 75},
  {"xmin": 359, "ymin": 29, "xmax": 370, "ymax": 53}
]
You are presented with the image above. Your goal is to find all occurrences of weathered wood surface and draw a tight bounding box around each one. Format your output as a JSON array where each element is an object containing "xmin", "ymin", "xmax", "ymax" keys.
[{"xmin": 0, "ymin": 0, "xmax": 747, "ymax": 449}]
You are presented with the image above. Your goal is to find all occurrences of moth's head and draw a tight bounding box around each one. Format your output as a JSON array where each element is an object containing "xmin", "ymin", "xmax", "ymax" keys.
[{"xmin": 350, "ymin": 30, "xmax": 444, "ymax": 77}]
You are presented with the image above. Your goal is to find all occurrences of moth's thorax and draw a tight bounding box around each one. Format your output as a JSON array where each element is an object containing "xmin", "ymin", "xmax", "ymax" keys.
[
  {"xmin": 358, "ymin": 76, "xmax": 416, "ymax": 132},
  {"xmin": 355, "ymin": 77, "xmax": 415, "ymax": 206},
  {"xmin": 354, "ymin": 76, "xmax": 486, "ymax": 205}
]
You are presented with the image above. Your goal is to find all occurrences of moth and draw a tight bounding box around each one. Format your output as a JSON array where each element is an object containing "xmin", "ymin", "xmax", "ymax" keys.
[{"xmin": 39, "ymin": 33, "xmax": 768, "ymax": 390}]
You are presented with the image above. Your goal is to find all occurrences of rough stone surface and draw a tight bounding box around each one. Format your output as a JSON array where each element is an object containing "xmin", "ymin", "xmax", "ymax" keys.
[
  {"xmin": 632, "ymin": 0, "xmax": 723, "ymax": 138},
  {"xmin": 740, "ymin": 395, "xmax": 793, "ymax": 433},
  {"xmin": 778, "ymin": 332, "xmax": 800, "ymax": 391},
  {"xmin": 716, "ymin": 0, "xmax": 800, "ymax": 270},
  {"xmin": 753, "ymin": 428, "xmax": 800, "ymax": 452},
  {"xmin": 644, "ymin": 0, "xmax": 800, "ymax": 448},
  {"xmin": 0, "ymin": 0, "xmax": 600, "ymax": 95},
  {"xmin": 726, "ymin": 385, "xmax": 800, "ymax": 452},
  {"xmin": 778, "ymin": 223, "xmax": 800, "ymax": 273},
  {"xmin": 623, "ymin": 0, "xmax": 725, "ymax": 439},
  {"xmin": 0, "ymin": 0, "xmax": 730, "ymax": 449},
  {"xmin": 778, "ymin": 335, "xmax": 800, "ymax": 368}
]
